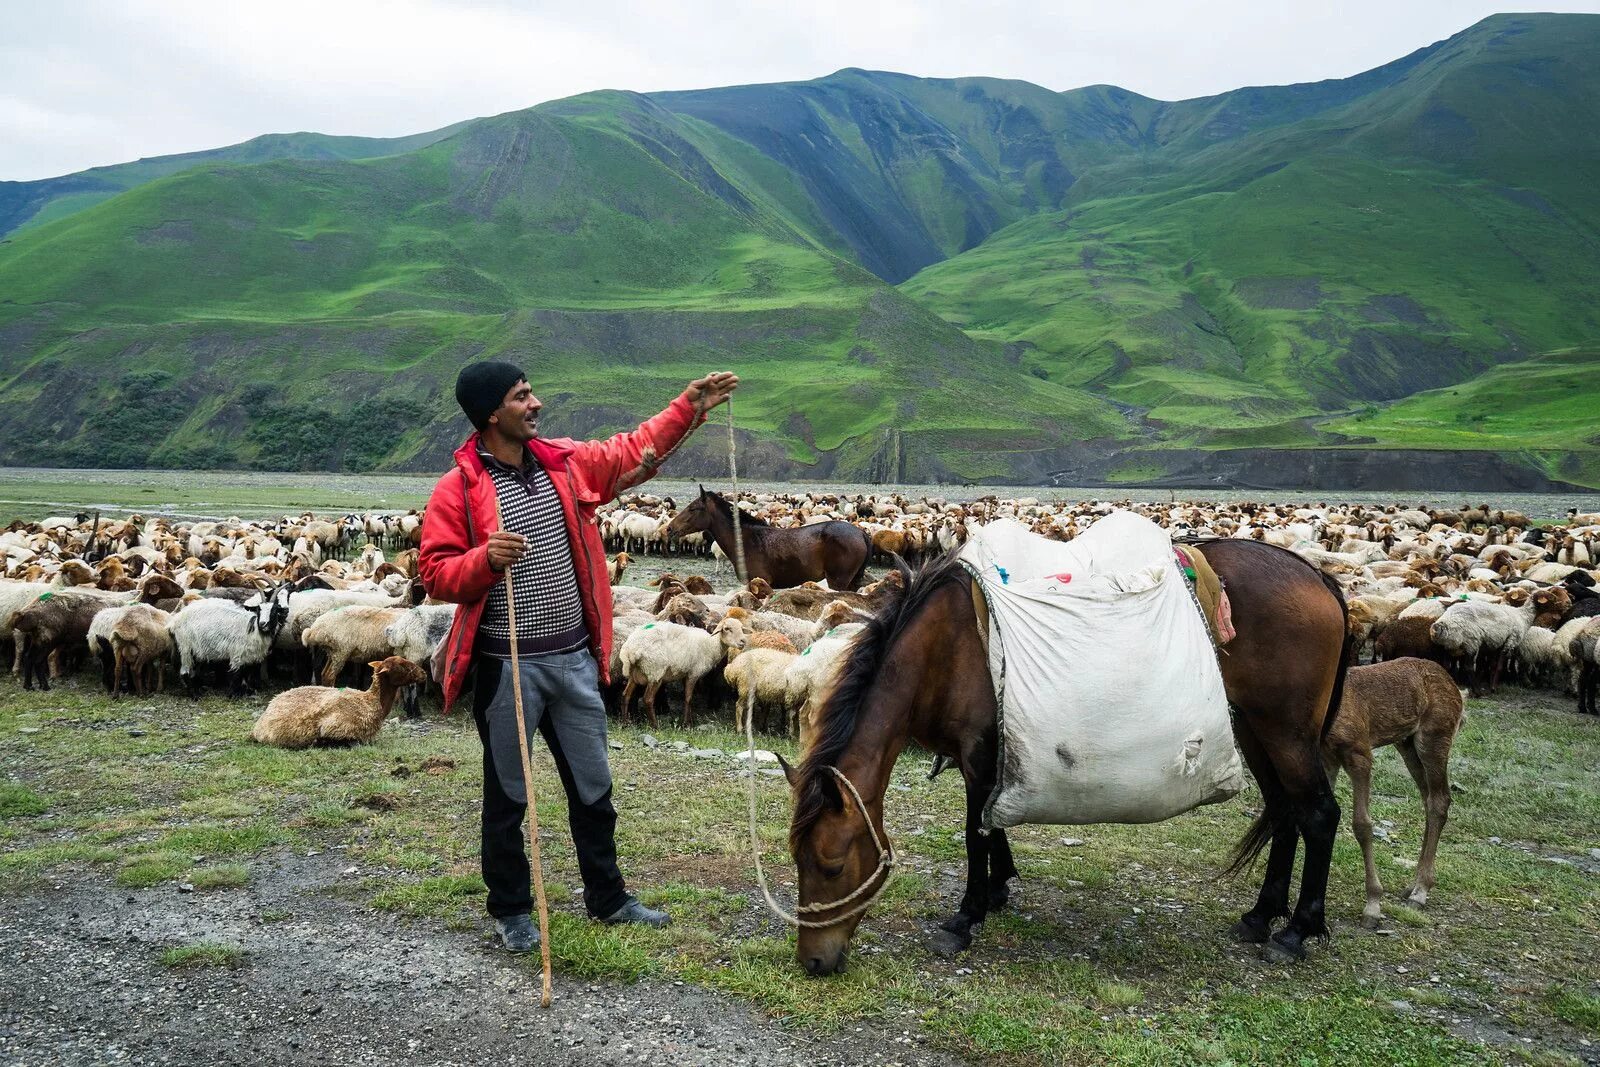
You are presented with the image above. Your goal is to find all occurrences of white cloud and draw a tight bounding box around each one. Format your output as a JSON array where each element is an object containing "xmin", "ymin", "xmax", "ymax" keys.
[{"xmin": 5, "ymin": 0, "xmax": 1600, "ymax": 180}]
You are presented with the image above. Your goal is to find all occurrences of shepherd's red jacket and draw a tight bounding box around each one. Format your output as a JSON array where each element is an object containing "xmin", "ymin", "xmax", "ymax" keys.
[{"xmin": 419, "ymin": 392, "xmax": 706, "ymax": 712}]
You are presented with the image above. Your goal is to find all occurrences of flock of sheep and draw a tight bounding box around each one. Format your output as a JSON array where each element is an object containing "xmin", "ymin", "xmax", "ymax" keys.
[{"xmin": 2, "ymin": 494, "xmax": 1598, "ymax": 757}]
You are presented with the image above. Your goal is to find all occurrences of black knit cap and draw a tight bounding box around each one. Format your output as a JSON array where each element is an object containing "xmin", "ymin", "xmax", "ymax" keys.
[{"xmin": 454, "ymin": 361, "xmax": 526, "ymax": 431}]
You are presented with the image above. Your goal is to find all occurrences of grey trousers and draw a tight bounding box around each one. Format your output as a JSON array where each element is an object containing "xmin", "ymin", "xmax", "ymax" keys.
[
  {"xmin": 472, "ymin": 650, "xmax": 630, "ymax": 919},
  {"xmin": 479, "ymin": 649, "xmax": 614, "ymax": 806}
]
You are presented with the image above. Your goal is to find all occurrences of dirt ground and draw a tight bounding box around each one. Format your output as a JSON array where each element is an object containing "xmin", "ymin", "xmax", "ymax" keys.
[{"xmin": 0, "ymin": 848, "xmax": 961, "ymax": 1067}]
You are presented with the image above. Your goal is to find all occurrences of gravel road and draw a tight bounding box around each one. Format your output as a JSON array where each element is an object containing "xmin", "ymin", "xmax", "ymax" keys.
[{"xmin": 0, "ymin": 851, "xmax": 963, "ymax": 1067}]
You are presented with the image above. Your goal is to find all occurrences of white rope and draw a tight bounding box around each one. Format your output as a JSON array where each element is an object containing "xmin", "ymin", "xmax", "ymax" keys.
[
  {"xmin": 726, "ymin": 396, "xmax": 748, "ymax": 587},
  {"xmin": 727, "ymin": 397, "xmax": 897, "ymax": 929}
]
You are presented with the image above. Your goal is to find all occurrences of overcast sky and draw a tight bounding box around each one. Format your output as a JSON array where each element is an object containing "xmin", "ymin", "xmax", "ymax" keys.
[{"xmin": 5, "ymin": 1, "xmax": 1599, "ymax": 182}]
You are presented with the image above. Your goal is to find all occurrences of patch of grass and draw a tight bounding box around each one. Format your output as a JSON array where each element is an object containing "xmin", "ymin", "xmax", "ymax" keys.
[
  {"xmin": 158, "ymin": 943, "xmax": 246, "ymax": 969},
  {"xmin": 546, "ymin": 914, "xmax": 664, "ymax": 983},
  {"xmin": 156, "ymin": 823, "xmax": 289, "ymax": 856},
  {"xmin": 302, "ymin": 800, "xmax": 364, "ymax": 828},
  {"xmin": 0, "ymin": 783, "xmax": 48, "ymax": 817},
  {"xmin": 1545, "ymin": 985, "xmax": 1600, "ymax": 1033},
  {"xmin": 115, "ymin": 850, "xmax": 191, "ymax": 888},
  {"xmin": 188, "ymin": 864, "xmax": 249, "ymax": 890},
  {"xmin": 371, "ymin": 873, "xmax": 486, "ymax": 918},
  {"xmin": 1093, "ymin": 979, "xmax": 1145, "ymax": 1009},
  {"xmin": 260, "ymin": 908, "xmax": 293, "ymax": 923}
]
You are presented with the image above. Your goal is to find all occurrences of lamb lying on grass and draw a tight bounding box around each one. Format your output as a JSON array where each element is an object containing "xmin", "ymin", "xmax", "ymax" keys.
[{"xmin": 250, "ymin": 656, "xmax": 426, "ymax": 749}]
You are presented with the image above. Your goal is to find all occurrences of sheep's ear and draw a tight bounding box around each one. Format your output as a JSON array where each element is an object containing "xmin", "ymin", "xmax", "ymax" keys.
[{"xmin": 775, "ymin": 752, "xmax": 799, "ymax": 789}]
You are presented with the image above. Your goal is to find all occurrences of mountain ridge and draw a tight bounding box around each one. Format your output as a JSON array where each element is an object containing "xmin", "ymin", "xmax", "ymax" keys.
[{"xmin": 1, "ymin": 13, "xmax": 1595, "ymax": 488}]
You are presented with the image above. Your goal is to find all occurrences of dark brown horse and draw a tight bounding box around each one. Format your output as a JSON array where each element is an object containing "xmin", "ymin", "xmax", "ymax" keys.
[
  {"xmin": 781, "ymin": 538, "xmax": 1350, "ymax": 975},
  {"xmin": 665, "ymin": 486, "xmax": 873, "ymax": 591}
]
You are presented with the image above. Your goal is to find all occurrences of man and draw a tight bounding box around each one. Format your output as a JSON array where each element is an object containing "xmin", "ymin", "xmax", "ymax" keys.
[{"xmin": 419, "ymin": 361, "xmax": 738, "ymax": 951}]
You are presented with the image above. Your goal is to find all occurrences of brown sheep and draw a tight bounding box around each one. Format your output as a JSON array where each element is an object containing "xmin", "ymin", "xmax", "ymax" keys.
[
  {"xmin": 251, "ymin": 657, "xmax": 426, "ymax": 748},
  {"xmin": 110, "ymin": 604, "xmax": 173, "ymax": 698},
  {"xmin": 714, "ymin": 615, "xmax": 797, "ymax": 658},
  {"xmin": 656, "ymin": 592, "xmax": 716, "ymax": 630},
  {"xmin": 14, "ymin": 590, "xmax": 106, "ymax": 690},
  {"xmin": 1532, "ymin": 586, "xmax": 1572, "ymax": 629},
  {"xmin": 607, "ymin": 551, "xmax": 631, "ymax": 584},
  {"xmin": 813, "ymin": 598, "xmax": 871, "ymax": 638},
  {"xmin": 727, "ymin": 576, "xmax": 773, "ymax": 611},
  {"xmin": 95, "ymin": 556, "xmax": 137, "ymax": 592},
  {"xmin": 1374, "ymin": 616, "xmax": 1449, "ymax": 668},
  {"xmin": 648, "ymin": 577, "xmax": 688, "ymax": 614},
  {"xmin": 1325, "ymin": 658, "xmax": 1464, "ymax": 925},
  {"xmin": 391, "ymin": 548, "xmax": 420, "ymax": 578}
]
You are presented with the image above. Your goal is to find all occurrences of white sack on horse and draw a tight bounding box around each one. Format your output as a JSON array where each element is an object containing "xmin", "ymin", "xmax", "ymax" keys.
[{"xmin": 958, "ymin": 511, "xmax": 1244, "ymax": 828}]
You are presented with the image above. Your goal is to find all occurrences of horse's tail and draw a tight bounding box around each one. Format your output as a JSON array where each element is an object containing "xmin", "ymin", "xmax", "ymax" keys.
[
  {"xmin": 847, "ymin": 528, "xmax": 872, "ymax": 591},
  {"xmin": 1318, "ymin": 569, "xmax": 1353, "ymax": 744},
  {"xmin": 1225, "ymin": 807, "xmax": 1284, "ymax": 877}
]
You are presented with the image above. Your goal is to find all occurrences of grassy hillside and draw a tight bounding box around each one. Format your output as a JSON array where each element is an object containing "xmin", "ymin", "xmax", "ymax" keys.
[
  {"xmin": 0, "ymin": 99, "xmax": 1129, "ymax": 481},
  {"xmin": 0, "ymin": 13, "xmax": 1596, "ymax": 485},
  {"xmin": 0, "ymin": 124, "xmax": 468, "ymax": 238},
  {"xmin": 902, "ymin": 14, "xmax": 1600, "ymax": 481}
]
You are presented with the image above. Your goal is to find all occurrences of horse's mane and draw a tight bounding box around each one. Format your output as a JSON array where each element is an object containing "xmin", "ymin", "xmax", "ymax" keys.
[
  {"xmin": 789, "ymin": 550, "xmax": 970, "ymax": 853},
  {"xmin": 705, "ymin": 490, "xmax": 769, "ymax": 526}
]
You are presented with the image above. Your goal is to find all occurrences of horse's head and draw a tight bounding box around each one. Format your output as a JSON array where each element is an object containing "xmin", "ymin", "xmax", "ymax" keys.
[
  {"xmin": 782, "ymin": 755, "xmax": 891, "ymax": 977},
  {"xmin": 664, "ymin": 489, "xmax": 714, "ymax": 538}
]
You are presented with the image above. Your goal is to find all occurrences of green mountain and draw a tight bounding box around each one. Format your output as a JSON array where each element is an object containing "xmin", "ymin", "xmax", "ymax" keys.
[
  {"xmin": 1, "ymin": 13, "xmax": 1596, "ymax": 488},
  {"xmin": 0, "ymin": 124, "xmax": 468, "ymax": 237}
]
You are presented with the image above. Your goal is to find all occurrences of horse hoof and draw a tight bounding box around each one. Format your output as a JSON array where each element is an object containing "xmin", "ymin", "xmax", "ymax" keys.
[
  {"xmin": 1261, "ymin": 932, "xmax": 1307, "ymax": 964},
  {"xmin": 1360, "ymin": 912, "xmax": 1383, "ymax": 931},
  {"xmin": 988, "ymin": 885, "xmax": 1011, "ymax": 911},
  {"xmin": 1231, "ymin": 917, "xmax": 1272, "ymax": 944},
  {"xmin": 930, "ymin": 927, "xmax": 972, "ymax": 957}
]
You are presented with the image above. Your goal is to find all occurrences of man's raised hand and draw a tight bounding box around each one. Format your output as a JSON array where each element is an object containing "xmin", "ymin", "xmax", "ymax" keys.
[{"xmin": 686, "ymin": 371, "xmax": 739, "ymax": 414}]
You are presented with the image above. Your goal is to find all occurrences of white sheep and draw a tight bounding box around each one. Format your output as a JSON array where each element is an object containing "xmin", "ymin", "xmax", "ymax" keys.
[
  {"xmin": 1430, "ymin": 592, "xmax": 1534, "ymax": 693},
  {"xmin": 724, "ymin": 608, "xmax": 815, "ymax": 651},
  {"xmin": 1517, "ymin": 621, "xmax": 1585, "ymax": 693},
  {"xmin": 784, "ymin": 630, "xmax": 862, "ymax": 750},
  {"xmin": 168, "ymin": 598, "xmax": 278, "ymax": 696},
  {"xmin": 1398, "ymin": 598, "xmax": 1451, "ymax": 623},
  {"xmin": 607, "ymin": 608, "xmax": 658, "ymax": 682},
  {"xmin": 382, "ymin": 602, "xmax": 456, "ymax": 715},
  {"xmin": 302, "ymin": 604, "xmax": 406, "ymax": 686},
  {"xmin": 723, "ymin": 646, "xmax": 801, "ymax": 735},
  {"xmin": 381, "ymin": 603, "xmax": 457, "ymax": 666},
  {"xmin": 617, "ymin": 620, "xmax": 724, "ymax": 728},
  {"xmin": 611, "ymin": 585, "xmax": 659, "ymax": 614}
]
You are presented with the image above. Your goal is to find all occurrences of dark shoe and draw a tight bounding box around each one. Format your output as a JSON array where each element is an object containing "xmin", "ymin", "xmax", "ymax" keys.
[
  {"xmin": 599, "ymin": 897, "xmax": 669, "ymax": 928},
  {"xmin": 494, "ymin": 913, "xmax": 540, "ymax": 952}
]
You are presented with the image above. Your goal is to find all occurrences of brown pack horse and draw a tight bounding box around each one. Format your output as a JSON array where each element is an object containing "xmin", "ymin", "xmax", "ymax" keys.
[
  {"xmin": 780, "ymin": 539, "xmax": 1351, "ymax": 974},
  {"xmin": 665, "ymin": 486, "xmax": 873, "ymax": 591}
]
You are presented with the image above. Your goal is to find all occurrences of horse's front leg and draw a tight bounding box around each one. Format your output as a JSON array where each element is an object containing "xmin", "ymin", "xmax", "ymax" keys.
[{"xmin": 932, "ymin": 771, "xmax": 991, "ymax": 956}]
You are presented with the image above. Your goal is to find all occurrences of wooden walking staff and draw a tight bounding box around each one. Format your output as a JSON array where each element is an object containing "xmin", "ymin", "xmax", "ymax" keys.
[{"xmin": 491, "ymin": 494, "xmax": 555, "ymax": 1008}]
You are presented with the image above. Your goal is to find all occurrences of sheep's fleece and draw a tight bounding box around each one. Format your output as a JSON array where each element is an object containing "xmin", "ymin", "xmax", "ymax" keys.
[{"xmin": 958, "ymin": 513, "xmax": 1243, "ymax": 828}]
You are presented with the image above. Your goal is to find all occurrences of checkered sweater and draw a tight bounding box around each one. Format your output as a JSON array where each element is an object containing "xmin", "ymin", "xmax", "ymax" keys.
[{"xmin": 476, "ymin": 448, "xmax": 589, "ymax": 658}]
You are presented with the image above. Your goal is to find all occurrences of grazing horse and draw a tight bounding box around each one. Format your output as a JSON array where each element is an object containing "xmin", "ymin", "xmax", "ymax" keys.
[
  {"xmin": 664, "ymin": 486, "xmax": 872, "ymax": 591},
  {"xmin": 782, "ymin": 538, "xmax": 1350, "ymax": 975}
]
